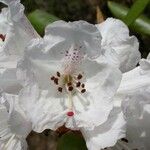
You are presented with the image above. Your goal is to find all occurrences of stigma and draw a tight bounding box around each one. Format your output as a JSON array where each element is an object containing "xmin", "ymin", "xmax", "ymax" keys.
[{"xmin": 67, "ymin": 111, "xmax": 74, "ymax": 117}]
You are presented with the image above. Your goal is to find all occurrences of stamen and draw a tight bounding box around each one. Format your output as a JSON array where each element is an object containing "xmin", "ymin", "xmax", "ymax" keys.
[
  {"xmin": 51, "ymin": 76, "xmax": 55, "ymax": 80},
  {"xmin": 77, "ymin": 74, "xmax": 82, "ymax": 80},
  {"xmin": 76, "ymin": 82, "xmax": 81, "ymax": 87},
  {"xmin": 0, "ymin": 34, "xmax": 6, "ymax": 42},
  {"xmin": 58, "ymin": 87, "xmax": 63, "ymax": 92},
  {"xmin": 68, "ymin": 86, "xmax": 73, "ymax": 91},
  {"xmin": 67, "ymin": 111, "xmax": 74, "ymax": 117},
  {"xmin": 81, "ymin": 89, "xmax": 86, "ymax": 93},
  {"xmin": 81, "ymin": 83, "xmax": 85, "ymax": 88},
  {"xmin": 54, "ymin": 78, "xmax": 59, "ymax": 85},
  {"xmin": 57, "ymin": 72, "xmax": 61, "ymax": 77}
]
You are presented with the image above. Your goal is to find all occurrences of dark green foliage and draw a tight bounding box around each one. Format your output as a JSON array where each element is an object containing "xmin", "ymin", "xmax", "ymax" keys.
[{"xmin": 57, "ymin": 132, "xmax": 87, "ymax": 150}]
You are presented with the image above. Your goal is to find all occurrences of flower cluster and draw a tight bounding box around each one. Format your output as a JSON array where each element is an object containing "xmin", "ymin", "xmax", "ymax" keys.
[{"xmin": 0, "ymin": 0, "xmax": 149, "ymax": 150}]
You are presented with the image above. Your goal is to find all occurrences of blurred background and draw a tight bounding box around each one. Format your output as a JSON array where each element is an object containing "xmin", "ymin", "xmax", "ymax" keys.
[{"xmin": 0, "ymin": 0, "xmax": 150, "ymax": 149}]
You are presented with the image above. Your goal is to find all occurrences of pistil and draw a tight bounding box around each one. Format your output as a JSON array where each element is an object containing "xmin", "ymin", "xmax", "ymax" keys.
[{"xmin": 50, "ymin": 72, "xmax": 87, "ymax": 117}]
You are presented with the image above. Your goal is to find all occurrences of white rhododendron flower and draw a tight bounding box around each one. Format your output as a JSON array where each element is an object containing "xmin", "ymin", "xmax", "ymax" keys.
[
  {"xmin": 96, "ymin": 18, "xmax": 141, "ymax": 73},
  {"xmin": 17, "ymin": 20, "xmax": 126, "ymax": 149},
  {"xmin": 0, "ymin": 93, "xmax": 32, "ymax": 149},
  {"xmin": 115, "ymin": 53, "xmax": 150, "ymax": 150},
  {"xmin": 0, "ymin": 0, "xmax": 39, "ymax": 94}
]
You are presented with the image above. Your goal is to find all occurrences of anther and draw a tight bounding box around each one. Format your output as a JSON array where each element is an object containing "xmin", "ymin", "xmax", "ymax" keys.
[
  {"xmin": 0, "ymin": 34, "xmax": 6, "ymax": 42},
  {"xmin": 57, "ymin": 72, "xmax": 61, "ymax": 77},
  {"xmin": 51, "ymin": 76, "xmax": 55, "ymax": 80},
  {"xmin": 81, "ymin": 84, "xmax": 85, "ymax": 88},
  {"xmin": 58, "ymin": 87, "xmax": 63, "ymax": 92},
  {"xmin": 68, "ymin": 86, "xmax": 73, "ymax": 91},
  {"xmin": 67, "ymin": 111, "xmax": 74, "ymax": 117},
  {"xmin": 76, "ymin": 82, "xmax": 81, "ymax": 87},
  {"xmin": 77, "ymin": 74, "xmax": 82, "ymax": 80},
  {"xmin": 81, "ymin": 89, "xmax": 86, "ymax": 93},
  {"xmin": 54, "ymin": 78, "xmax": 59, "ymax": 85}
]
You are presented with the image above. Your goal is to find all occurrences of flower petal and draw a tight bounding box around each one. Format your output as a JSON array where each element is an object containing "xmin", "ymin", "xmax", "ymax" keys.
[
  {"xmin": 73, "ymin": 59, "xmax": 122, "ymax": 129},
  {"xmin": 17, "ymin": 38, "xmax": 61, "ymax": 89},
  {"xmin": 18, "ymin": 83, "xmax": 68, "ymax": 132},
  {"xmin": 0, "ymin": 94, "xmax": 32, "ymax": 150},
  {"xmin": 96, "ymin": 18, "xmax": 141, "ymax": 72},
  {"xmin": 116, "ymin": 53, "xmax": 150, "ymax": 149},
  {"xmin": 0, "ymin": 0, "xmax": 40, "ymax": 93},
  {"xmin": 0, "ymin": 0, "xmax": 40, "ymax": 55},
  {"xmin": 0, "ymin": 135, "xmax": 27, "ymax": 150},
  {"xmin": 117, "ymin": 55, "xmax": 150, "ymax": 95},
  {"xmin": 45, "ymin": 20, "xmax": 102, "ymax": 59},
  {"xmin": 121, "ymin": 90, "xmax": 150, "ymax": 150},
  {"xmin": 81, "ymin": 108, "xmax": 126, "ymax": 150},
  {"xmin": 0, "ymin": 55, "xmax": 22, "ymax": 94}
]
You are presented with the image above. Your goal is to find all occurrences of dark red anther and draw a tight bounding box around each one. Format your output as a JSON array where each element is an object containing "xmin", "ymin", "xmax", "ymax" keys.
[
  {"xmin": 51, "ymin": 76, "xmax": 55, "ymax": 80},
  {"xmin": 81, "ymin": 89, "xmax": 86, "ymax": 93},
  {"xmin": 57, "ymin": 72, "xmax": 60, "ymax": 77},
  {"xmin": 81, "ymin": 84, "xmax": 85, "ymax": 88},
  {"xmin": 54, "ymin": 78, "xmax": 58, "ymax": 85},
  {"xmin": 68, "ymin": 86, "xmax": 73, "ymax": 91},
  {"xmin": 58, "ymin": 87, "xmax": 63, "ymax": 92},
  {"xmin": 67, "ymin": 111, "xmax": 74, "ymax": 117},
  {"xmin": 0, "ymin": 34, "xmax": 6, "ymax": 42},
  {"xmin": 77, "ymin": 74, "xmax": 82, "ymax": 80},
  {"xmin": 76, "ymin": 82, "xmax": 81, "ymax": 87}
]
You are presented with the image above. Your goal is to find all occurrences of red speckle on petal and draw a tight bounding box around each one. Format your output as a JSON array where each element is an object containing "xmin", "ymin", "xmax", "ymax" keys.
[{"xmin": 67, "ymin": 111, "xmax": 74, "ymax": 117}]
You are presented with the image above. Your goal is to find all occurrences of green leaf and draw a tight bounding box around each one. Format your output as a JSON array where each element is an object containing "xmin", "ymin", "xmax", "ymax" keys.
[
  {"xmin": 28, "ymin": 9, "xmax": 59, "ymax": 35},
  {"xmin": 124, "ymin": 0, "xmax": 150, "ymax": 25},
  {"xmin": 57, "ymin": 132, "xmax": 87, "ymax": 150},
  {"xmin": 108, "ymin": 1, "xmax": 150, "ymax": 36}
]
